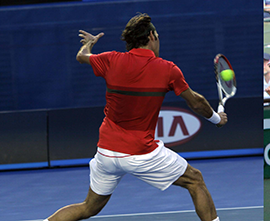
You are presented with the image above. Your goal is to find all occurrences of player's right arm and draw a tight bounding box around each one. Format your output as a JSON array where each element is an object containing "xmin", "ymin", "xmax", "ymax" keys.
[
  {"xmin": 76, "ymin": 30, "xmax": 104, "ymax": 64},
  {"xmin": 180, "ymin": 88, "xmax": 227, "ymax": 126}
]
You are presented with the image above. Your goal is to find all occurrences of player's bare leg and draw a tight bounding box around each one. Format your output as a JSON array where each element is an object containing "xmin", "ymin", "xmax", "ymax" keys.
[
  {"xmin": 46, "ymin": 187, "xmax": 111, "ymax": 221},
  {"xmin": 173, "ymin": 164, "xmax": 218, "ymax": 221}
]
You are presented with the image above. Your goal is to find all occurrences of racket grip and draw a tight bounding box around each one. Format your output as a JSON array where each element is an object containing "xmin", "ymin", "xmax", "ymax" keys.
[{"xmin": 217, "ymin": 104, "xmax": 224, "ymax": 113}]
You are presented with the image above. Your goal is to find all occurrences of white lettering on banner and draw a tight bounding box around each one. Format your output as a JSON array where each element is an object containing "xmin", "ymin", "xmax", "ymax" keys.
[
  {"xmin": 265, "ymin": 144, "xmax": 270, "ymax": 166},
  {"xmin": 155, "ymin": 107, "xmax": 201, "ymax": 147}
]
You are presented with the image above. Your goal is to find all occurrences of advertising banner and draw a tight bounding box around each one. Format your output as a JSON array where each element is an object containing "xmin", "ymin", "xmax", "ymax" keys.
[{"xmin": 264, "ymin": 106, "xmax": 270, "ymax": 178}]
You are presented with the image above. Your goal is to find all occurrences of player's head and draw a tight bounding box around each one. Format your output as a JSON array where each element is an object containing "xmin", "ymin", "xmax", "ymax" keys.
[{"xmin": 121, "ymin": 13, "xmax": 159, "ymax": 54}]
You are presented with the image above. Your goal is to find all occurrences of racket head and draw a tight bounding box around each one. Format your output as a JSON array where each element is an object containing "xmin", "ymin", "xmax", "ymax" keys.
[{"xmin": 214, "ymin": 54, "xmax": 237, "ymax": 101}]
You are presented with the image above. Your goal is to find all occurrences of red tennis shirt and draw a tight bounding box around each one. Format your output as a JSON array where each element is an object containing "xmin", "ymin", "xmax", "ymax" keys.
[{"xmin": 89, "ymin": 48, "xmax": 189, "ymax": 155}]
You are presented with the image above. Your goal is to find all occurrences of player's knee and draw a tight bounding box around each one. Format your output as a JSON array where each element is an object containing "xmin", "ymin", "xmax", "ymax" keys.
[
  {"xmin": 192, "ymin": 168, "xmax": 204, "ymax": 184},
  {"xmin": 174, "ymin": 165, "xmax": 206, "ymax": 191},
  {"xmin": 186, "ymin": 166, "xmax": 205, "ymax": 190}
]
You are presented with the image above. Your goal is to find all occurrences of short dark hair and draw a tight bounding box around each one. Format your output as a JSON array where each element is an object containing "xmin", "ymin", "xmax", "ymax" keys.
[{"xmin": 121, "ymin": 13, "xmax": 156, "ymax": 51}]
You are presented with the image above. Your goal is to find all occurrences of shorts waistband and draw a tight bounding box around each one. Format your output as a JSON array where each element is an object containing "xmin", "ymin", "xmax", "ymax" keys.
[{"xmin": 97, "ymin": 140, "xmax": 163, "ymax": 158}]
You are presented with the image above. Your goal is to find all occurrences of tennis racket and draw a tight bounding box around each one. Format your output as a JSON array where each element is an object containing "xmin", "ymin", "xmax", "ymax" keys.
[{"xmin": 214, "ymin": 54, "xmax": 237, "ymax": 112}]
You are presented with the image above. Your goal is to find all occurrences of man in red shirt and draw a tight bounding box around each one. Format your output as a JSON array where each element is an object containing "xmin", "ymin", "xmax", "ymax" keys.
[{"xmin": 45, "ymin": 13, "xmax": 227, "ymax": 221}]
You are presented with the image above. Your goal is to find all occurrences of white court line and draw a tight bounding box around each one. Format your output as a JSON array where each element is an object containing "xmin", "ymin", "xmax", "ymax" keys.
[
  {"xmin": 91, "ymin": 205, "xmax": 263, "ymax": 218},
  {"xmin": 22, "ymin": 205, "xmax": 263, "ymax": 221}
]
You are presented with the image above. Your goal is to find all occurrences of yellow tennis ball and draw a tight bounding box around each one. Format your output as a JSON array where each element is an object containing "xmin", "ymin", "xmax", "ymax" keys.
[{"xmin": 220, "ymin": 69, "xmax": 234, "ymax": 81}]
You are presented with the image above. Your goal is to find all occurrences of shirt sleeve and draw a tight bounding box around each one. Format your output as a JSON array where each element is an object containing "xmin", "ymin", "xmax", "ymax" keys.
[
  {"xmin": 89, "ymin": 51, "xmax": 113, "ymax": 78},
  {"xmin": 168, "ymin": 65, "xmax": 189, "ymax": 96}
]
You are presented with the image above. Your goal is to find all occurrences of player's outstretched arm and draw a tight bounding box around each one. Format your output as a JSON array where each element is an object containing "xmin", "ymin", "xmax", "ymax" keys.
[
  {"xmin": 76, "ymin": 30, "xmax": 104, "ymax": 64},
  {"xmin": 180, "ymin": 88, "xmax": 227, "ymax": 127}
]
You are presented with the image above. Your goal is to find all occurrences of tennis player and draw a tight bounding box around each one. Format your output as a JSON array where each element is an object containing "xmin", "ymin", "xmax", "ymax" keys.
[{"xmin": 44, "ymin": 13, "xmax": 227, "ymax": 221}]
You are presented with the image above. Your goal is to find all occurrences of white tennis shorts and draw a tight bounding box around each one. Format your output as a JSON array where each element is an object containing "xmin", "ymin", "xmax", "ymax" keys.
[{"xmin": 89, "ymin": 140, "xmax": 188, "ymax": 195}]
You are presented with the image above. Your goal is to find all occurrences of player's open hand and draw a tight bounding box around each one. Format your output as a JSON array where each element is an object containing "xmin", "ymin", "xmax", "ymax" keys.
[{"xmin": 78, "ymin": 30, "xmax": 104, "ymax": 45}]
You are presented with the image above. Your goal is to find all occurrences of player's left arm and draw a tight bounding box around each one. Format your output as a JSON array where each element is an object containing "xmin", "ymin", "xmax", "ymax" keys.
[{"xmin": 76, "ymin": 30, "xmax": 104, "ymax": 64}]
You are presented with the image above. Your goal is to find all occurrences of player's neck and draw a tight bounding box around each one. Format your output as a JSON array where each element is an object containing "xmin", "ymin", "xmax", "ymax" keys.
[
  {"xmin": 139, "ymin": 45, "xmax": 158, "ymax": 57},
  {"xmin": 139, "ymin": 45, "xmax": 151, "ymax": 50}
]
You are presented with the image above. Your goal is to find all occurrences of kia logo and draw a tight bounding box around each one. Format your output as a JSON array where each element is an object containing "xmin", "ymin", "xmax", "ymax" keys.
[{"xmin": 155, "ymin": 107, "xmax": 201, "ymax": 147}]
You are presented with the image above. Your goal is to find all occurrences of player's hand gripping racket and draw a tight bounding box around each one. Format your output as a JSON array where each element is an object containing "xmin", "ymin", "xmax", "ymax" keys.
[{"xmin": 214, "ymin": 54, "xmax": 237, "ymax": 113}]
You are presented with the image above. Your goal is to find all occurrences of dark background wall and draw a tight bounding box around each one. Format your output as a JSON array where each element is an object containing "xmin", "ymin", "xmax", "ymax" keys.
[
  {"xmin": 0, "ymin": 0, "xmax": 262, "ymax": 111},
  {"xmin": 0, "ymin": 0, "xmax": 263, "ymax": 168}
]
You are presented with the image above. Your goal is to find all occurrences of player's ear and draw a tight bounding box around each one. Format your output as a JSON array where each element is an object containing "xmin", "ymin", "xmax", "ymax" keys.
[{"xmin": 149, "ymin": 31, "xmax": 156, "ymax": 41}]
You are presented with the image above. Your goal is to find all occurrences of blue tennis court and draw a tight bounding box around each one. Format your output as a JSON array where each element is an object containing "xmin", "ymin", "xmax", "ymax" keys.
[{"xmin": 0, "ymin": 156, "xmax": 263, "ymax": 221}]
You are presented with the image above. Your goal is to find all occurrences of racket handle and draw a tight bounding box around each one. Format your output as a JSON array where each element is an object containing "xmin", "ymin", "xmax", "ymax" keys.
[{"xmin": 217, "ymin": 104, "xmax": 224, "ymax": 113}]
